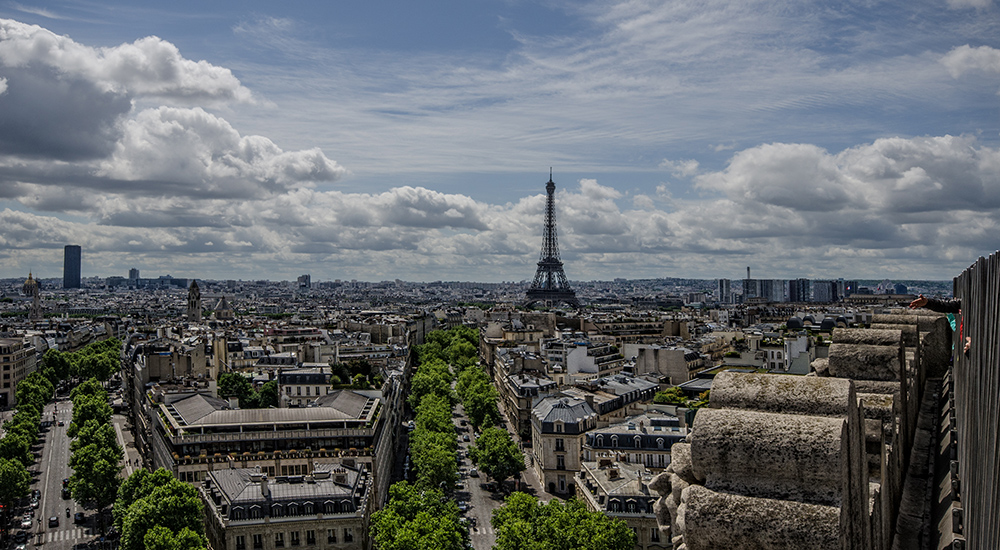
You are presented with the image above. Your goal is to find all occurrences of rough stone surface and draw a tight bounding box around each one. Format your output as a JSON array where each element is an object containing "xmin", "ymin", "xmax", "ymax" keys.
[
  {"xmin": 711, "ymin": 372, "xmax": 852, "ymax": 417},
  {"xmin": 829, "ymin": 343, "xmax": 901, "ymax": 381},
  {"xmin": 690, "ymin": 408, "xmax": 846, "ymax": 505},
  {"xmin": 859, "ymin": 393, "xmax": 896, "ymax": 422},
  {"xmin": 870, "ymin": 323, "xmax": 919, "ymax": 347},
  {"xmin": 681, "ymin": 485, "xmax": 841, "ymax": 550},
  {"xmin": 812, "ymin": 357, "xmax": 830, "ymax": 376},
  {"xmin": 671, "ymin": 473, "xmax": 689, "ymax": 506},
  {"xmin": 669, "ymin": 442, "xmax": 698, "ymax": 483},
  {"xmin": 650, "ymin": 471, "xmax": 672, "ymax": 494},
  {"xmin": 853, "ymin": 380, "xmax": 900, "ymax": 395},
  {"xmin": 833, "ymin": 328, "xmax": 903, "ymax": 348}
]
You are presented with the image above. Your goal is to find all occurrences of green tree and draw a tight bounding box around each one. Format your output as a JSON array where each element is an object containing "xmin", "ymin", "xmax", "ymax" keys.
[
  {"xmin": 68, "ymin": 393, "xmax": 113, "ymax": 438},
  {"xmin": 119, "ymin": 476, "xmax": 205, "ymax": 550},
  {"xmin": 408, "ymin": 361, "xmax": 453, "ymax": 408},
  {"xmin": 492, "ymin": 493, "xmax": 636, "ymax": 550},
  {"xmin": 70, "ymin": 377, "xmax": 107, "ymax": 402},
  {"xmin": 653, "ymin": 387, "xmax": 688, "ymax": 406},
  {"xmin": 464, "ymin": 380, "xmax": 501, "ymax": 430},
  {"xmin": 217, "ymin": 373, "xmax": 252, "ymax": 402},
  {"xmin": 70, "ymin": 442, "xmax": 122, "ymax": 530},
  {"xmin": 143, "ymin": 526, "xmax": 207, "ymax": 550},
  {"xmin": 114, "ymin": 469, "xmax": 176, "ymax": 530},
  {"xmin": 41, "ymin": 348, "xmax": 73, "ymax": 381},
  {"xmin": 0, "ymin": 433, "xmax": 33, "ymax": 467},
  {"xmin": 369, "ymin": 482, "xmax": 466, "ymax": 550},
  {"xmin": 468, "ymin": 427, "xmax": 525, "ymax": 486},
  {"xmin": 0, "ymin": 457, "xmax": 30, "ymax": 535},
  {"xmin": 414, "ymin": 393, "xmax": 453, "ymax": 434},
  {"xmin": 71, "ymin": 419, "xmax": 119, "ymax": 453},
  {"xmin": 254, "ymin": 380, "xmax": 280, "ymax": 408}
]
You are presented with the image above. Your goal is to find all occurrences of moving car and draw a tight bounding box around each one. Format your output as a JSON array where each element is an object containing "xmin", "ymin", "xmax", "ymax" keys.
[
  {"xmin": 48, "ymin": 516, "xmax": 59, "ymax": 528},
  {"xmin": 74, "ymin": 512, "xmax": 85, "ymax": 524}
]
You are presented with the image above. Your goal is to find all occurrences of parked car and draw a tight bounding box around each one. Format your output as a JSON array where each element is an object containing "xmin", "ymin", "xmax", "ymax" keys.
[
  {"xmin": 13, "ymin": 531, "xmax": 28, "ymax": 543},
  {"xmin": 469, "ymin": 468, "xmax": 479, "ymax": 477},
  {"xmin": 62, "ymin": 487, "xmax": 71, "ymax": 499},
  {"xmin": 462, "ymin": 435, "xmax": 470, "ymax": 442},
  {"xmin": 20, "ymin": 517, "xmax": 32, "ymax": 529}
]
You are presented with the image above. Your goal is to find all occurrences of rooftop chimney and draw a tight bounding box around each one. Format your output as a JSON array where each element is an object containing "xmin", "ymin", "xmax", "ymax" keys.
[{"xmin": 260, "ymin": 475, "xmax": 270, "ymax": 499}]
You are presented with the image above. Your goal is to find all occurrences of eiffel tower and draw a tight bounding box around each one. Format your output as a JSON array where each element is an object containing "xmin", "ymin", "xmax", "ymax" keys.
[{"xmin": 525, "ymin": 171, "xmax": 579, "ymax": 308}]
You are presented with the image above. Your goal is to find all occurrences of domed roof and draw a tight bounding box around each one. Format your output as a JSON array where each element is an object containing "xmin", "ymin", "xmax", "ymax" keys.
[
  {"xmin": 786, "ymin": 317, "xmax": 804, "ymax": 329},
  {"xmin": 802, "ymin": 315, "xmax": 816, "ymax": 325},
  {"xmin": 836, "ymin": 316, "xmax": 848, "ymax": 327},
  {"xmin": 820, "ymin": 318, "xmax": 836, "ymax": 330}
]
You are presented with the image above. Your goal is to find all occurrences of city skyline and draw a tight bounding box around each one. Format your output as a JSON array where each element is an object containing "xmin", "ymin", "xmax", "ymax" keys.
[{"xmin": 1, "ymin": 1, "xmax": 999, "ymax": 282}]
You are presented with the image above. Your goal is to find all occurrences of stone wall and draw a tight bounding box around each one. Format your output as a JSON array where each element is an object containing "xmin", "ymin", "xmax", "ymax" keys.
[{"xmin": 651, "ymin": 311, "xmax": 951, "ymax": 550}]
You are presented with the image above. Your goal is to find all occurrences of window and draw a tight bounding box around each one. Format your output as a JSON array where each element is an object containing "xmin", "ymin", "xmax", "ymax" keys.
[
  {"xmin": 555, "ymin": 423, "xmax": 563, "ymax": 433},
  {"xmin": 611, "ymin": 435, "xmax": 619, "ymax": 448},
  {"xmin": 286, "ymin": 386, "xmax": 292, "ymax": 395},
  {"xmin": 303, "ymin": 502, "xmax": 314, "ymax": 514},
  {"xmin": 297, "ymin": 387, "xmax": 301, "ymax": 395},
  {"xmin": 306, "ymin": 530, "xmax": 316, "ymax": 545},
  {"xmin": 287, "ymin": 503, "xmax": 298, "ymax": 516},
  {"xmin": 556, "ymin": 455, "xmax": 565, "ymax": 470},
  {"xmin": 344, "ymin": 528, "xmax": 354, "ymax": 542},
  {"xmin": 657, "ymin": 437, "xmax": 665, "ymax": 449},
  {"xmin": 651, "ymin": 528, "xmax": 660, "ymax": 542},
  {"xmin": 290, "ymin": 531, "xmax": 300, "ymax": 546},
  {"xmin": 558, "ymin": 475, "xmax": 566, "ymax": 492},
  {"xmin": 275, "ymin": 533, "xmax": 285, "ymax": 548},
  {"xmin": 315, "ymin": 387, "xmax": 320, "ymax": 396},
  {"xmin": 327, "ymin": 529, "xmax": 337, "ymax": 543},
  {"xmin": 634, "ymin": 435, "xmax": 642, "ymax": 449},
  {"xmin": 555, "ymin": 438, "xmax": 564, "ymax": 452},
  {"xmin": 235, "ymin": 536, "xmax": 246, "ymax": 550},
  {"xmin": 252, "ymin": 534, "xmax": 263, "ymax": 549},
  {"xmin": 305, "ymin": 386, "xmax": 310, "ymax": 396},
  {"xmin": 596, "ymin": 435, "xmax": 604, "ymax": 447}
]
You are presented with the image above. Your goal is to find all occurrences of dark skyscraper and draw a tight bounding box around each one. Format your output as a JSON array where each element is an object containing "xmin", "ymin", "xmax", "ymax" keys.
[{"xmin": 63, "ymin": 245, "xmax": 81, "ymax": 289}]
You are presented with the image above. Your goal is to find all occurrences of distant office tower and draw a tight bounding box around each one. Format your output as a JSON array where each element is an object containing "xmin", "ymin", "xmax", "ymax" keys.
[
  {"xmin": 129, "ymin": 268, "xmax": 140, "ymax": 281},
  {"xmin": 297, "ymin": 274, "xmax": 311, "ymax": 289},
  {"xmin": 843, "ymin": 280, "xmax": 859, "ymax": 298},
  {"xmin": 813, "ymin": 281, "xmax": 838, "ymax": 303},
  {"xmin": 63, "ymin": 245, "xmax": 81, "ymax": 289},
  {"xmin": 760, "ymin": 279, "xmax": 785, "ymax": 302},
  {"xmin": 187, "ymin": 280, "xmax": 202, "ymax": 323},
  {"xmin": 788, "ymin": 278, "xmax": 811, "ymax": 302},
  {"xmin": 894, "ymin": 283, "xmax": 908, "ymax": 295},
  {"xmin": 717, "ymin": 279, "xmax": 732, "ymax": 304},
  {"xmin": 742, "ymin": 278, "xmax": 760, "ymax": 300}
]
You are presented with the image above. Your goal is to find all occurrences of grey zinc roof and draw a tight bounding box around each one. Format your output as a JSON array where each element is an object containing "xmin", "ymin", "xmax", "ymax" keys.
[
  {"xmin": 169, "ymin": 393, "xmax": 230, "ymax": 425},
  {"xmin": 165, "ymin": 390, "xmax": 379, "ymax": 428},
  {"xmin": 532, "ymin": 396, "xmax": 596, "ymax": 424},
  {"xmin": 211, "ymin": 467, "xmax": 361, "ymax": 504}
]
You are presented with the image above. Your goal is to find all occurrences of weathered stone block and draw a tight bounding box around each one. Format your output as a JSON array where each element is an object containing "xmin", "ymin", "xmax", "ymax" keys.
[
  {"xmin": 829, "ymin": 343, "xmax": 901, "ymax": 381},
  {"xmin": 669, "ymin": 442, "xmax": 699, "ymax": 483},
  {"xmin": 681, "ymin": 485, "xmax": 840, "ymax": 550},
  {"xmin": 711, "ymin": 372, "xmax": 852, "ymax": 417},
  {"xmin": 870, "ymin": 323, "xmax": 918, "ymax": 347},
  {"xmin": 832, "ymin": 328, "xmax": 903, "ymax": 347},
  {"xmin": 690, "ymin": 408, "xmax": 846, "ymax": 505},
  {"xmin": 812, "ymin": 357, "xmax": 830, "ymax": 376}
]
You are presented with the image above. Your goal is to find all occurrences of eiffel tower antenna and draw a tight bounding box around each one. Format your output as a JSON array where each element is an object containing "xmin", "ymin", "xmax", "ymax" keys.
[{"xmin": 525, "ymin": 171, "xmax": 578, "ymax": 308}]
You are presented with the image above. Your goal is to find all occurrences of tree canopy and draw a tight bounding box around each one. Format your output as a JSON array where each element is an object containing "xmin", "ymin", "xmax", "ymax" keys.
[
  {"xmin": 491, "ymin": 493, "xmax": 636, "ymax": 550},
  {"xmin": 117, "ymin": 469, "xmax": 206, "ymax": 550},
  {"xmin": 469, "ymin": 427, "xmax": 525, "ymax": 486},
  {"xmin": 369, "ymin": 482, "xmax": 467, "ymax": 550}
]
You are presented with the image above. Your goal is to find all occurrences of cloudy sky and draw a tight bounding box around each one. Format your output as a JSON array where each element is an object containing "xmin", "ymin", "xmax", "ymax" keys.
[{"xmin": 1, "ymin": 0, "xmax": 999, "ymax": 283}]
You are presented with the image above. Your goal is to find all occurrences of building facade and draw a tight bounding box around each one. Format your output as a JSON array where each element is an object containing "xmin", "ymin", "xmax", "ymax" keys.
[
  {"xmin": 63, "ymin": 244, "xmax": 81, "ymax": 289},
  {"xmin": 201, "ymin": 465, "xmax": 368, "ymax": 550}
]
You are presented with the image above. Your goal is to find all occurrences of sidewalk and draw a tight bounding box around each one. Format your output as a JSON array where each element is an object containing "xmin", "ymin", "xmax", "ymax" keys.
[{"xmin": 111, "ymin": 413, "xmax": 141, "ymax": 477}]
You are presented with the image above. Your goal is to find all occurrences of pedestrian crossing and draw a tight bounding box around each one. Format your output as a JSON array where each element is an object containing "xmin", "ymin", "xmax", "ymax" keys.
[{"xmin": 44, "ymin": 527, "xmax": 89, "ymax": 542}]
